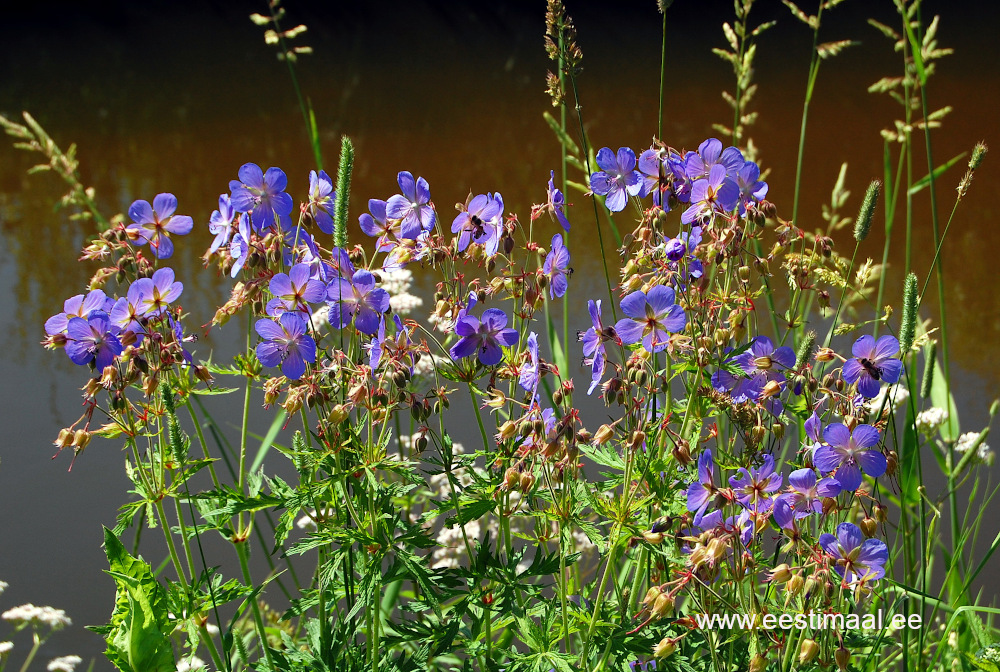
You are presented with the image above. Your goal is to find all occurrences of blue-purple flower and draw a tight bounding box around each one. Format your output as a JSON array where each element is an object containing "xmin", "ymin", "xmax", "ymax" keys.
[
  {"xmin": 307, "ymin": 169, "xmax": 336, "ymax": 235},
  {"xmin": 266, "ymin": 263, "xmax": 327, "ymax": 316},
  {"xmin": 729, "ymin": 454, "xmax": 782, "ymax": 514},
  {"xmin": 814, "ymin": 423, "xmax": 886, "ymax": 492},
  {"xmin": 386, "ymin": 171, "xmax": 436, "ymax": 239},
  {"xmin": 519, "ymin": 332, "xmax": 540, "ymax": 397},
  {"xmin": 65, "ymin": 312, "xmax": 122, "ymax": 370},
  {"xmin": 229, "ymin": 163, "xmax": 294, "ymax": 232},
  {"xmin": 712, "ymin": 336, "xmax": 795, "ymax": 403},
  {"xmin": 774, "ymin": 468, "xmax": 841, "ymax": 519},
  {"xmin": 45, "ymin": 290, "xmax": 112, "ymax": 336},
  {"xmin": 255, "ymin": 312, "xmax": 316, "ymax": 380},
  {"xmin": 684, "ymin": 138, "xmax": 745, "ymax": 181},
  {"xmin": 537, "ymin": 170, "xmax": 571, "ymax": 230},
  {"xmin": 686, "ymin": 449, "xmax": 718, "ymax": 524},
  {"xmin": 359, "ymin": 199, "xmax": 400, "ymax": 253},
  {"xmin": 208, "ymin": 194, "xmax": 235, "ymax": 254},
  {"xmin": 637, "ymin": 149, "xmax": 671, "ymax": 208},
  {"xmin": 126, "ymin": 193, "xmax": 194, "ymax": 259},
  {"xmin": 819, "ymin": 522, "xmax": 888, "ymax": 584},
  {"xmin": 109, "ymin": 283, "xmax": 151, "ymax": 339},
  {"xmin": 842, "ymin": 335, "xmax": 902, "ymax": 399},
  {"xmin": 450, "ymin": 308, "xmax": 519, "ymax": 367},
  {"xmin": 735, "ymin": 161, "xmax": 768, "ymax": 216},
  {"xmin": 229, "ymin": 215, "xmax": 252, "ymax": 278},
  {"xmin": 590, "ymin": 147, "xmax": 642, "ymax": 212},
  {"xmin": 614, "ymin": 285, "xmax": 686, "ymax": 353},
  {"xmin": 134, "ymin": 268, "xmax": 183, "ymax": 316},
  {"xmin": 452, "ymin": 193, "xmax": 503, "ymax": 256},
  {"xmin": 578, "ymin": 299, "xmax": 610, "ymax": 395},
  {"xmin": 681, "ymin": 164, "xmax": 740, "ymax": 225},
  {"xmin": 542, "ymin": 233, "xmax": 571, "ymax": 299},
  {"xmin": 328, "ymin": 269, "xmax": 390, "ymax": 335}
]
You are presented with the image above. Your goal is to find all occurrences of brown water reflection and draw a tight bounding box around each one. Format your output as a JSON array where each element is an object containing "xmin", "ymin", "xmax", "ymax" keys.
[{"xmin": 0, "ymin": 0, "xmax": 998, "ymax": 666}]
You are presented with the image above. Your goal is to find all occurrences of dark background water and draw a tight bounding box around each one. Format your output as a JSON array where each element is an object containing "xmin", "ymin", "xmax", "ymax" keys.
[{"xmin": 1, "ymin": 0, "xmax": 998, "ymax": 667}]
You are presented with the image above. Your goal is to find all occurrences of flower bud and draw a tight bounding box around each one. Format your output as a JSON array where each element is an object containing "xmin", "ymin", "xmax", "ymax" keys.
[
  {"xmin": 786, "ymin": 572, "xmax": 804, "ymax": 596},
  {"xmin": 73, "ymin": 429, "xmax": 91, "ymax": 450},
  {"xmin": 860, "ymin": 517, "xmax": 877, "ymax": 537},
  {"xmin": 651, "ymin": 593, "xmax": 675, "ymax": 618},
  {"xmin": 519, "ymin": 472, "xmax": 536, "ymax": 492},
  {"xmin": 653, "ymin": 636, "xmax": 677, "ymax": 659},
  {"xmin": 815, "ymin": 347, "xmax": 836, "ymax": 362},
  {"xmin": 873, "ymin": 504, "xmax": 887, "ymax": 523},
  {"xmin": 886, "ymin": 450, "xmax": 898, "ymax": 476},
  {"xmin": 769, "ymin": 563, "xmax": 792, "ymax": 584},
  {"xmin": 642, "ymin": 587, "xmax": 661, "ymax": 607},
  {"xmin": 498, "ymin": 420, "xmax": 517, "ymax": 440},
  {"xmin": 835, "ymin": 646, "xmax": 851, "ymax": 671},
  {"xmin": 100, "ymin": 365, "xmax": 118, "ymax": 386},
  {"xmin": 761, "ymin": 380, "xmax": 782, "ymax": 398},
  {"xmin": 799, "ymin": 639, "xmax": 820, "ymax": 665},
  {"xmin": 643, "ymin": 531, "xmax": 664, "ymax": 544},
  {"xmin": 749, "ymin": 654, "xmax": 767, "ymax": 672},
  {"xmin": 738, "ymin": 265, "xmax": 751, "ymax": 282},
  {"xmin": 55, "ymin": 428, "xmax": 74, "ymax": 448},
  {"xmin": 504, "ymin": 467, "xmax": 520, "ymax": 489},
  {"xmin": 771, "ymin": 422, "xmax": 785, "ymax": 440},
  {"xmin": 327, "ymin": 404, "xmax": 350, "ymax": 424}
]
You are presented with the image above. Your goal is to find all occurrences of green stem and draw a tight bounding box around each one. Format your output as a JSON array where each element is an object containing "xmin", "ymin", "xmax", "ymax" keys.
[{"xmin": 235, "ymin": 540, "xmax": 276, "ymax": 670}]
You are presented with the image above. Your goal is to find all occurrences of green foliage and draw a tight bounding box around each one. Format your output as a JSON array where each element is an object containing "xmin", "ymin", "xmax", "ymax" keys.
[{"xmin": 92, "ymin": 528, "xmax": 176, "ymax": 672}]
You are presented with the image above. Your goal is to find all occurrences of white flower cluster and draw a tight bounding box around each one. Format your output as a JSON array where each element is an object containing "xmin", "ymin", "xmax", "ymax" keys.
[
  {"xmin": 0, "ymin": 581, "xmax": 7, "ymax": 597},
  {"xmin": 47, "ymin": 655, "xmax": 83, "ymax": 672},
  {"xmin": 413, "ymin": 352, "xmax": 447, "ymax": 378},
  {"xmin": 955, "ymin": 432, "xmax": 994, "ymax": 466},
  {"xmin": 916, "ymin": 407, "xmax": 949, "ymax": 435},
  {"xmin": 176, "ymin": 655, "xmax": 208, "ymax": 672},
  {"xmin": 867, "ymin": 383, "xmax": 909, "ymax": 413},
  {"xmin": 1, "ymin": 604, "xmax": 71, "ymax": 630},
  {"xmin": 380, "ymin": 268, "xmax": 423, "ymax": 317},
  {"xmin": 432, "ymin": 520, "xmax": 481, "ymax": 569},
  {"xmin": 0, "ymin": 641, "xmax": 12, "ymax": 655}
]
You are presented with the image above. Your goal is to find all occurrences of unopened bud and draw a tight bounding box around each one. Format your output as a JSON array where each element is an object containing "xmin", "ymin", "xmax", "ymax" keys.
[
  {"xmin": 498, "ymin": 420, "xmax": 517, "ymax": 440},
  {"xmin": 749, "ymin": 653, "xmax": 767, "ymax": 672},
  {"xmin": 651, "ymin": 593, "xmax": 675, "ymax": 618},
  {"xmin": 643, "ymin": 531, "xmax": 664, "ymax": 544},
  {"xmin": 860, "ymin": 517, "xmax": 877, "ymax": 537},
  {"xmin": 786, "ymin": 572, "xmax": 804, "ymax": 596},
  {"xmin": 73, "ymin": 429, "xmax": 91, "ymax": 450},
  {"xmin": 835, "ymin": 646, "xmax": 851, "ymax": 671},
  {"xmin": 55, "ymin": 428, "xmax": 74, "ymax": 448},
  {"xmin": 519, "ymin": 472, "xmax": 536, "ymax": 492},
  {"xmin": 738, "ymin": 265, "xmax": 751, "ymax": 282},
  {"xmin": 327, "ymin": 404, "xmax": 350, "ymax": 424},
  {"xmin": 769, "ymin": 563, "xmax": 792, "ymax": 583},
  {"xmin": 761, "ymin": 380, "xmax": 781, "ymax": 398},
  {"xmin": 593, "ymin": 424, "xmax": 614, "ymax": 445},
  {"xmin": 653, "ymin": 636, "xmax": 677, "ymax": 659},
  {"xmin": 815, "ymin": 347, "xmax": 836, "ymax": 362},
  {"xmin": 799, "ymin": 638, "xmax": 820, "ymax": 665},
  {"xmin": 100, "ymin": 365, "xmax": 118, "ymax": 386}
]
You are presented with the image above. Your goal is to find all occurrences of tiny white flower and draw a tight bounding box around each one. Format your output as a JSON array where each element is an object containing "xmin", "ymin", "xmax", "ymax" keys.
[
  {"xmin": 956, "ymin": 432, "xmax": 994, "ymax": 466},
  {"xmin": 0, "ymin": 641, "xmax": 13, "ymax": 655},
  {"xmin": 916, "ymin": 407, "xmax": 948, "ymax": 435},
  {"xmin": 176, "ymin": 655, "xmax": 207, "ymax": 672},
  {"xmin": 0, "ymin": 581, "xmax": 8, "ymax": 597},
  {"xmin": 2, "ymin": 604, "xmax": 72, "ymax": 630},
  {"xmin": 47, "ymin": 655, "xmax": 83, "ymax": 672}
]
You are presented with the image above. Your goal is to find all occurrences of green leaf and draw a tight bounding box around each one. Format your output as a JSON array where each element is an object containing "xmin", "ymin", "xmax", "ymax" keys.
[
  {"xmin": 903, "ymin": 17, "xmax": 927, "ymax": 85},
  {"xmin": 250, "ymin": 409, "xmax": 286, "ymax": 473},
  {"xmin": 93, "ymin": 527, "xmax": 176, "ymax": 672},
  {"xmin": 931, "ymin": 356, "xmax": 960, "ymax": 441},
  {"xmin": 907, "ymin": 152, "xmax": 966, "ymax": 196}
]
